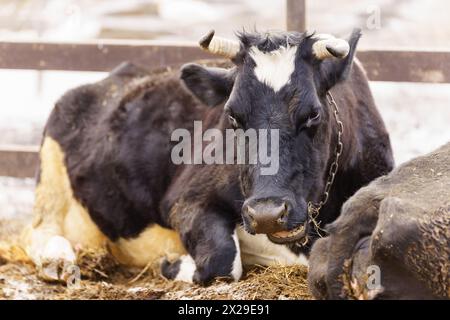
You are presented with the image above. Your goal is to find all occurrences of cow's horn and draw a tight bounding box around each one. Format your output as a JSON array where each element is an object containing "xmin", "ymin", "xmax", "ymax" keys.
[
  {"xmin": 312, "ymin": 34, "xmax": 350, "ymax": 60},
  {"xmin": 199, "ymin": 30, "xmax": 240, "ymax": 59}
]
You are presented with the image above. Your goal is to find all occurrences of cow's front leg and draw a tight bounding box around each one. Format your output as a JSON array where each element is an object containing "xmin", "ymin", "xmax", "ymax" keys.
[{"xmin": 161, "ymin": 210, "xmax": 242, "ymax": 285}]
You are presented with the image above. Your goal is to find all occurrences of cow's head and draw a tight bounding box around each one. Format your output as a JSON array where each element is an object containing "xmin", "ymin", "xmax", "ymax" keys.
[
  {"xmin": 308, "ymin": 197, "xmax": 446, "ymax": 300},
  {"xmin": 181, "ymin": 29, "xmax": 361, "ymax": 244}
]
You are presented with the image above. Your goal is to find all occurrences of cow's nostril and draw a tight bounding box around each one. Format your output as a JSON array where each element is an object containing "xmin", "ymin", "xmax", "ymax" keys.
[
  {"xmin": 276, "ymin": 202, "xmax": 289, "ymax": 225},
  {"xmin": 246, "ymin": 205, "xmax": 258, "ymax": 229},
  {"xmin": 243, "ymin": 199, "xmax": 293, "ymax": 234}
]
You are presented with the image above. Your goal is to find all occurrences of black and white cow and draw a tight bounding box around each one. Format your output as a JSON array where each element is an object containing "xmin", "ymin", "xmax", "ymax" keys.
[{"xmin": 23, "ymin": 28, "xmax": 394, "ymax": 285}]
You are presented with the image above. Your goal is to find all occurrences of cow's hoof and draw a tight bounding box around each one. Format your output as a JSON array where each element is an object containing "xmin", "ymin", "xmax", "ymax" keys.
[
  {"xmin": 40, "ymin": 260, "xmax": 72, "ymax": 282},
  {"xmin": 161, "ymin": 255, "xmax": 229, "ymax": 286},
  {"xmin": 161, "ymin": 255, "xmax": 196, "ymax": 284},
  {"xmin": 37, "ymin": 236, "xmax": 76, "ymax": 282}
]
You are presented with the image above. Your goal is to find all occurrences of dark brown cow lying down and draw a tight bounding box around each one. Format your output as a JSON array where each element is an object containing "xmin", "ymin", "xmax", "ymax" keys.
[{"xmin": 308, "ymin": 142, "xmax": 450, "ymax": 299}]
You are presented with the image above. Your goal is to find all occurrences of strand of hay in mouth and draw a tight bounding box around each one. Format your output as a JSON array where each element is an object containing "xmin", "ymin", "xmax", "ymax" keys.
[{"xmin": 308, "ymin": 207, "xmax": 328, "ymax": 238}]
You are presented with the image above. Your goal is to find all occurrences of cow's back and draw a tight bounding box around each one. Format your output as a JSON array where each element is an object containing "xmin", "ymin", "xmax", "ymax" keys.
[{"xmin": 43, "ymin": 62, "xmax": 206, "ymax": 241}]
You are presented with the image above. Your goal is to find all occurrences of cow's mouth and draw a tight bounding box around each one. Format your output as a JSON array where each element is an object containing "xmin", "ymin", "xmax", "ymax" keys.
[{"xmin": 267, "ymin": 221, "xmax": 308, "ymax": 245}]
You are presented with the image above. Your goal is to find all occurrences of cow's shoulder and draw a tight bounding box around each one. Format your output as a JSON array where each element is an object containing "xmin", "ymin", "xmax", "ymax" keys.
[{"xmin": 370, "ymin": 196, "xmax": 449, "ymax": 298}]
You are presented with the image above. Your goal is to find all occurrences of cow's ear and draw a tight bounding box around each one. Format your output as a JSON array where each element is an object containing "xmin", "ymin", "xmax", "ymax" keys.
[
  {"xmin": 317, "ymin": 29, "xmax": 361, "ymax": 92},
  {"xmin": 181, "ymin": 63, "xmax": 235, "ymax": 107}
]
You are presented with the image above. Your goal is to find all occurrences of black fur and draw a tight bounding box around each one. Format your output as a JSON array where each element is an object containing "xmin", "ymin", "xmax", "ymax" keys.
[{"xmin": 45, "ymin": 62, "xmax": 206, "ymax": 240}]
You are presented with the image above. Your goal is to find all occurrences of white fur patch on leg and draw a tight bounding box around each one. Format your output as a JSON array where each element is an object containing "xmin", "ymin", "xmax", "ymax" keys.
[
  {"xmin": 174, "ymin": 255, "xmax": 196, "ymax": 283},
  {"xmin": 249, "ymin": 45, "xmax": 298, "ymax": 92},
  {"xmin": 231, "ymin": 229, "xmax": 243, "ymax": 281}
]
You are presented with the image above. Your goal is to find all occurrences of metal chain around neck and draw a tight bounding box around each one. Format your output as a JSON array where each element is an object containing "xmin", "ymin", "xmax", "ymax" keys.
[{"xmin": 307, "ymin": 91, "xmax": 344, "ymax": 236}]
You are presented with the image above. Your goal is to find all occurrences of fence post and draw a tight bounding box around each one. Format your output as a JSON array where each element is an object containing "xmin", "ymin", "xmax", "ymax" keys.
[{"xmin": 286, "ymin": 0, "xmax": 306, "ymax": 32}]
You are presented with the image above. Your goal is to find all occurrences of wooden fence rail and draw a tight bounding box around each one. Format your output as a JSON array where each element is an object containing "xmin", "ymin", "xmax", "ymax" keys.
[
  {"xmin": 0, "ymin": 40, "xmax": 213, "ymax": 72},
  {"xmin": 1, "ymin": 41, "xmax": 450, "ymax": 83},
  {"xmin": 0, "ymin": 146, "xmax": 39, "ymax": 178}
]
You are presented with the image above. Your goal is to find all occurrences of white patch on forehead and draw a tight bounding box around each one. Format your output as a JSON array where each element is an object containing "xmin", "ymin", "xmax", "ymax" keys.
[{"xmin": 249, "ymin": 45, "xmax": 298, "ymax": 92}]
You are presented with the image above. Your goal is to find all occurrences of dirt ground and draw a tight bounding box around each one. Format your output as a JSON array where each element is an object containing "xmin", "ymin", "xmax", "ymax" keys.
[
  {"xmin": 0, "ymin": 258, "xmax": 310, "ymax": 300},
  {"xmin": 0, "ymin": 211, "xmax": 311, "ymax": 300},
  {"xmin": 0, "ymin": 247, "xmax": 310, "ymax": 300}
]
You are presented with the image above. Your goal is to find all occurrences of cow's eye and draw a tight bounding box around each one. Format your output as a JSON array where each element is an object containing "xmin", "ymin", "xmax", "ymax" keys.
[
  {"xmin": 228, "ymin": 114, "xmax": 240, "ymax": 129},
  {"xmin": 306, "ymin": 110, "xmax": 321, "ymax": 127}
]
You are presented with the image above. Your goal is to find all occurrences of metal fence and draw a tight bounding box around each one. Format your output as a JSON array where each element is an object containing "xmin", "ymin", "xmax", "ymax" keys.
[{"xmin": 1, "ymin": 0, "xmax": 449, "ymax": 178}]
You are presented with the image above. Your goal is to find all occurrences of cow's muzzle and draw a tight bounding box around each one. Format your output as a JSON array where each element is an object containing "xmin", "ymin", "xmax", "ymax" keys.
[
  {"xmin": 267, "ymin": 221, "xmax": 309, "ymax": 245},
  {"xmin": 242, "ymin": 197, "xmax": 309, "ymax": 244}
]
